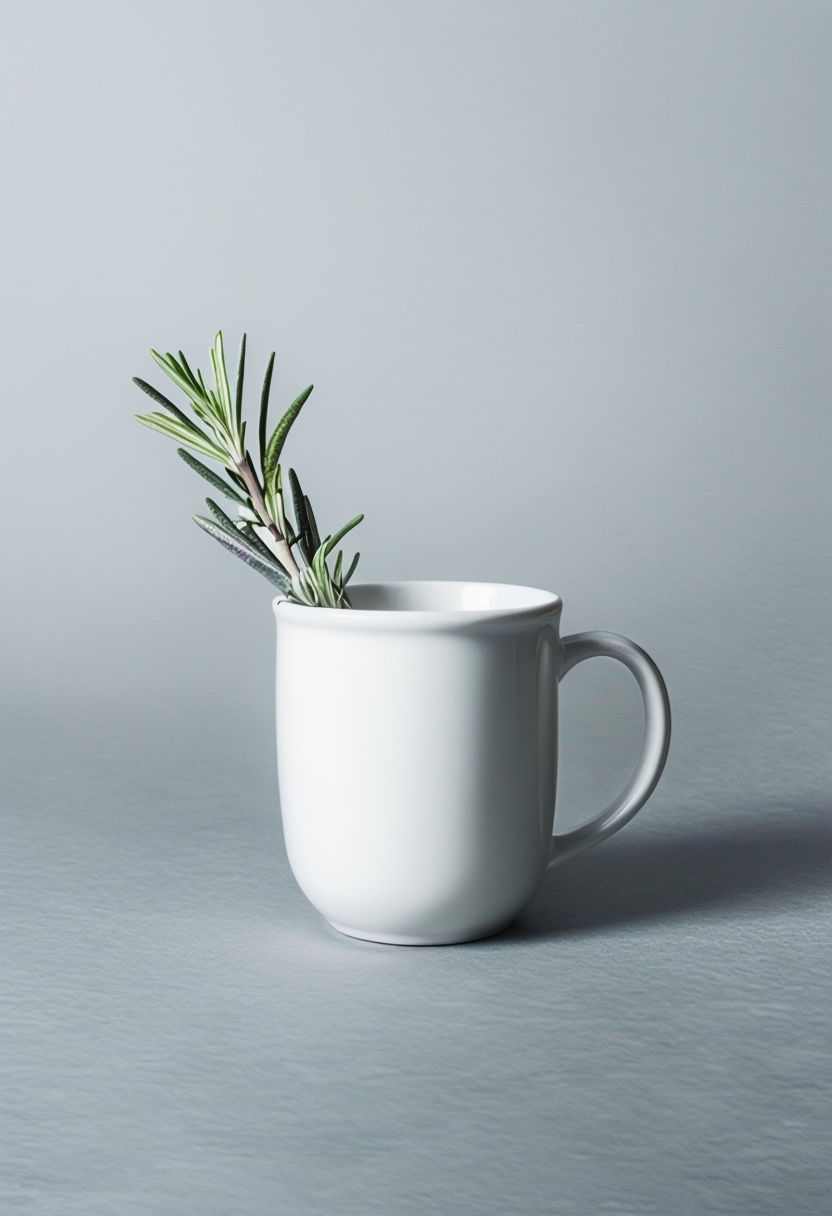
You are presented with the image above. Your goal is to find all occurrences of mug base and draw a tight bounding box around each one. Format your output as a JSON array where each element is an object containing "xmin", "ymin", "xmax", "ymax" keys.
[{"xmin": 326, "ymin": 918, "xmax": 515, "ymax": 946}]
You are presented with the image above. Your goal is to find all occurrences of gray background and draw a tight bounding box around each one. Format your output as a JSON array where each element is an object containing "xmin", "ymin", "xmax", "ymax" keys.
[{"xmin": 2, "ymin": 1, "xmax": 830, "ymax": 1213}]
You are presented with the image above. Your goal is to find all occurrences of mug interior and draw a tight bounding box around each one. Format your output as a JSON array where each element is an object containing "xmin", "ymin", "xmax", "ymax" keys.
[{"xmin": 347, "ymin": 581, "xmax": 559, "ymax": 613}]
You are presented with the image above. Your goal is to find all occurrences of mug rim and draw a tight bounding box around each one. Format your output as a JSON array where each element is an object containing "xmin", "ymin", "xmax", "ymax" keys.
[{"xmin": 273, "ymin": 579, "xmax": 563, "ymax": 625}]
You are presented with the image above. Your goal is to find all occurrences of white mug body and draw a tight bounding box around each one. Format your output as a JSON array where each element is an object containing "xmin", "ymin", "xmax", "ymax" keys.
[{"xmin": 274, "ymin": 581, "xmax": 670, "ymax": 945}]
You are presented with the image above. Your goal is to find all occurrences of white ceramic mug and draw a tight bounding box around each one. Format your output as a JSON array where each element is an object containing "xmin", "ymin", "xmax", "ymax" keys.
[{"xmin": 273, "ymin": 581, "xmax": 670, "ymax": 945}]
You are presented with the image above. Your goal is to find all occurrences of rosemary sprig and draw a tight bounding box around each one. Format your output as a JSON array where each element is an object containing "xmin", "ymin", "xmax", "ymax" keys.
[{"xmin": 134, "ymin": 331, "xmax": 363, "ymax": 607}]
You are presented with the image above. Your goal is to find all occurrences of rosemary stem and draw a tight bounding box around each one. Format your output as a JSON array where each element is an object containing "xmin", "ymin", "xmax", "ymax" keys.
[{"xmin": 234, "ymin": 453, "xmax": 300, "ymax": 579}]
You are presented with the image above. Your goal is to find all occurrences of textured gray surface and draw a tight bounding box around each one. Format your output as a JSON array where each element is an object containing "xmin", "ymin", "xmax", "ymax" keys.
[
  {"xmin": 2, "ymin": 1, "xmax": 832, "ymax": 1211},
  {"xmin": 2, "ymin": 704, "xmax": 831, "ymax": 1215}
]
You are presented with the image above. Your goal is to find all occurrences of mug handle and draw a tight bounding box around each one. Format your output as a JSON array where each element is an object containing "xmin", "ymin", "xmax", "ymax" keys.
[{"xmin": 547, "ymin": 631, "xmax": 671, "ymax": 869}]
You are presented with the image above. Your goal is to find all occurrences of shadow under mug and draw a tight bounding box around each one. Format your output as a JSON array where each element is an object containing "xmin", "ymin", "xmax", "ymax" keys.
[{"xmin": 273, "ymin": 581, "xmax": 671, "ymax": 945}]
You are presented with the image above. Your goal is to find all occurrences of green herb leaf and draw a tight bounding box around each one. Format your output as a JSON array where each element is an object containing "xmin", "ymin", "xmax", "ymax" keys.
[
  {"xmin": 193, "ymin": 515, "xmax": 292, "ymax": 593},
  {"xmin": 177, "ymin": 350, "xmax": 200, "ymax": 393},
  {"xmin": 264, "ymin": 385, "xmax": 313, "ymax": 486},
  {"xmin": 176, "ymin": 448, "xmax": 246, "ymax": 503},
  {"xmin": 238, "ymin": 522, "xmax": 289, "ymax": 570},
  {"xmin": 235, "ymin": 333, "xmax": 246, "ymax": 433},
  {"xmin": 202, "ymin": 497, "xmax": 291, "ymax": 576},
  {"xmin": 203, "ymin": 496, "xmax": 246, "ymax": 534},
  {"xmin": 304, "ymin": 493, "xmax": 321, "ymax": 553},
  {"xmin": 259, "ymin": 351, "xmax": 275, "ymax": 468},
  {"xmin": 292, "ymin": 565, "xmax": 321, "ymax": 606},
  {"xmin": 310, "ymin": 536, "xmax": 332, "ymax": 595},
  {"xmin": 343, "ymin": 551, "xmax": 361, "ymax": 585},
  {"xmin": 206, "ymin": 386, "xmax": 225, "ymax": 421},
  {"xmin": 324, "ymin": 513, "xmax": 364, "ymax": 557},
  {"xmin": 132, "ymin": 378, "xmax": 195, "ymax": 431},
  {"xmin": 288, "ymin": 467, "xmax": 312, "ymax": 564},
  {"xmin": 150, "ymin": 350, "xmax": 211, "ymax": 418},
  {"xmin": 135, "ymin": 411, "xmax": 228, "ymax": 462},
  {"xmin": 211, "ymin": 331, "xmax": 233, "ymax": 428}
]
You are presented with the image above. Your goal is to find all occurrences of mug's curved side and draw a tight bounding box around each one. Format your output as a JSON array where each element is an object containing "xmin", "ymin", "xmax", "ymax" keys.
[{"xmin": 274, "ymin": 583, "xmax": 562, "ymax": 944}]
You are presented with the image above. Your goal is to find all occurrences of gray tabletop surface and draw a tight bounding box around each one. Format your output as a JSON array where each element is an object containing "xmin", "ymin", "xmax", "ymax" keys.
[{"xmin": 3, "ymin": 698, "xmax": 830, "ymax": 1216}]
